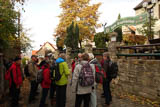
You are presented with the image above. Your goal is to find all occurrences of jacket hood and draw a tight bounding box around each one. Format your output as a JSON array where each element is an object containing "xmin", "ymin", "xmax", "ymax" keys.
[
  {"xmin": 89, "ymin": 58, "xmax": 98, "ymax": 64},
  {"xmin": 56, "ymin": 57, "xmax": 65, "ymax": 63},
  {"xmin": 81, "ymin": 60, "xmax": 89, "ymax": 64}
]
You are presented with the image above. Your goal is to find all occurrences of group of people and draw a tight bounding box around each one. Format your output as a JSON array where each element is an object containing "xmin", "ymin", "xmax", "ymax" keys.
[
  {"xmin": 5, "ymin": 51, "xmax": 115, "ymax": 107},
  {"xmin": 71, "ymin": 52, "xmax": 113, "ymax": 107}
]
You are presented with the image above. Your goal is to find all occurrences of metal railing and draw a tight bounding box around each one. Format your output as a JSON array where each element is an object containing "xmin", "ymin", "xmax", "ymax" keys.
[{"xmin": 116, "ymin": 43, "xmax": 160, "ymax": 59}]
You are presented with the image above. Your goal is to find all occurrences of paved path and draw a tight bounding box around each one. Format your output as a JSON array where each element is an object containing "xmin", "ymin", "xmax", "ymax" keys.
[{"xmin": 0, "ymin": 79, "xmax": 155, "ymax": 107}]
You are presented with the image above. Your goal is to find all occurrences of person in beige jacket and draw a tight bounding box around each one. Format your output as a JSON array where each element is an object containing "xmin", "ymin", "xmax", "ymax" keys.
[
  {"xmin": 72, "ymin": 53, "xmax": 96, "ymax": 107},
  {"xmin": 28, "ymin": 55, "xmax": 39, "ymax": 104}
]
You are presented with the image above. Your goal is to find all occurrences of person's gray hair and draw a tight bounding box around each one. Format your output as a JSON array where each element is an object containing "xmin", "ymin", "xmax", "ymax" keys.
[
  {"xmin": 103, "ymin": 52, "xmax": 110, "ymax": 58},
  {"xmin": 88, "ymin": 53, "xmax": 94, "ymax": 60},
  {"xmin": 60, "ymin": 53, "xmax": 66, "ymax": 59},
  {"xmin": 78, "ymin": 53, "xmax": 82, "ymax": 58}
]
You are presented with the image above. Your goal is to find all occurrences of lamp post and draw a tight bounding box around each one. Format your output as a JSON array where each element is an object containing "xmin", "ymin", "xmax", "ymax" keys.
[
  {"xmin": 103, "ymin": 22, "xmax": 107, "ymax": 34},
  {"xmin": 143, "ymin": 0, "xmax": 158, "ymax": 40}
]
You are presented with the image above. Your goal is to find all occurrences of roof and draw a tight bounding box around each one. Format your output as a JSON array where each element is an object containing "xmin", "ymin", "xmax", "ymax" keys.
[
  {"xmin": 36, "ymin": 42, "xmax": 56, "ymax": 54},
  {"xmin": 134, "ymin": 0, "xmax": 151, "ymax": 10},
  {"xmin": 129, "ymin": 26, "xmax": 136, "ymax": 31},
  {"xmin": 32, "ymin": 50, "xmax": 37, "ymax": 55}
]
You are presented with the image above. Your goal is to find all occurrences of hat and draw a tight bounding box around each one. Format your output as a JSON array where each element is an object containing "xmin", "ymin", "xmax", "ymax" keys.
[
  {"xmin": 31, "ymin": 55, "xmax": 37, "ymax": 58},
  {"xmin": 14, "ymin": 56, "xmax": 21, "ymax": 61}
]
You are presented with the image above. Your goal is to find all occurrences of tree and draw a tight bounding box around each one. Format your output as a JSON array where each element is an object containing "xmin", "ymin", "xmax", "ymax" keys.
[
  {"xmin": 54, "ymin": 0, "xmax": 101, "ymax": 48},
  {"xmin": 118, "ymin": 13, "xmax": 121, "ymax": 20},
  {"xmin": 75, "ymin": 24, "xmax": 79, "ymax": 48},
  {"xmin": 20, "ymin": 31, "xmax": 33, "ymax": 53},
  {"xmin": 123, "ymin": 34, "xmax": 147, "ymax": 45},
  {"xmin": 94, "ymin": 32, "xmax": 109, "ymax": 48},
  {"xmin": 64, "ymin": 21, "xmax": 79, "ymax": 49},
  {"xmin": 115, "ymin": 13, "xmax": 122, "ymax": 42},
  {"xmin": 56, "ymin": 37, "xmax": 63, "ymax": 51},
  {"xmin": 137, "ymin": 17, "xmax": 157, "ymax": 40},
  {"xmin": 65, "ymin": 22, "xmax": 74, "ymax": 49},
  {"xmin": 0, "ymin": 0, "xmax": 19, "ymax": 51}
]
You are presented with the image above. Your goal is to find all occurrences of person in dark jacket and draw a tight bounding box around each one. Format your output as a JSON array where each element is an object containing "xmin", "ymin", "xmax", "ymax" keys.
[
  {"xmin": 50, "ymin": 56, "xmax": 57, "ymax": 105},
  {"xmin": 39, "ymin": 61, "xmax": 51, "ymax": 107},
  {"xmin": 102, "ymin": 52, "xmax": 112, "ymax": 107},
  {"xmin": 5, "ymin": 56, "xmax": 22, "ymax": 107}
]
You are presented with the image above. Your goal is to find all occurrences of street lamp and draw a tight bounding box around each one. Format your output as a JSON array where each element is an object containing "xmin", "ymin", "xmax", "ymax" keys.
[
  {"xmin": 103, "ymin": 22, "xmax": 107, "ymax": 34},
  {"xmin": 143, "ymin": 0, "xmax": 158, "ymax": 40}
]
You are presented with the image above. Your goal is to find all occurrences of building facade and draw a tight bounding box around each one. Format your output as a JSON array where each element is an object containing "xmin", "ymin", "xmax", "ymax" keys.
[
  {"xmin": 134, "ymin": 0, "xmax": 160, "ymax": 39},
  {"xmin": 36, "ymin": 42, "xmax": 56, "ymax": 57}
]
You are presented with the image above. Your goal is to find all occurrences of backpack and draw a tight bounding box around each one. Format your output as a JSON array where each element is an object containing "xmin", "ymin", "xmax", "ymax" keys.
[
  {"xmin": 108, "ymin": 61, "xmax": 118, "ymax": 79},
  {"xmin": 24, "ymin": 64, "xmax": 30, "ymax": 77},
  {"xmin": 36, "ymin": 69, "xmax": 43, "ymax": 83},
  {"xmin": 5, "ymin": 63, "xmax": 13, "ymax": 80},
  {"xmin": 79, "ymin": 63, "xmax": 94, "ymax": 87},
  {"xmin": 95, "ymin": 65, "xmax": 103, "ymax": 83},
  {"xmin": 6, "ymin": 62, "xmax": 12, "ymax": 71},
  {"xmin": 54, "ymin": 63, "xmax": 64, "ymax": 81}
]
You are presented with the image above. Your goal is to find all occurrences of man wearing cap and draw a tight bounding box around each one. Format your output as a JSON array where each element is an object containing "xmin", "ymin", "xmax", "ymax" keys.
[
  {"xmin": 5, "ymin": 56, "xmax": 22, "ymax": 107},
  {"xmin": 28, "ymin": 55, "xmax": 39, "ymax": 104}
]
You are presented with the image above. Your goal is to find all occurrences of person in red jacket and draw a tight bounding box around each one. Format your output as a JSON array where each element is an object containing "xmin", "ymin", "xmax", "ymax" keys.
[
  {"xmin": 39, "ymin": 61, "xmax": 51, "ymax": 107},
  {"xmin": 5, "ymin": 56, "xmax": 22, "ymax": 107}
]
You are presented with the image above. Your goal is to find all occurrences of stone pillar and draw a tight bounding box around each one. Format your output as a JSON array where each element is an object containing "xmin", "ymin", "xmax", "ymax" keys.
[
  {"xmin": 66, "ymin": 47, "xmax": 72, "ymax": 68},
  {"xmin": 84, "ymin": 44, "xmax": 92, "ymax": 53},
  {"xmin": 108, "ymin": 32, "xmax": 120, "ymax": 61},
  {"xmin": 108, "ymin": 33, "xmax": 120, "ymax": 90}
]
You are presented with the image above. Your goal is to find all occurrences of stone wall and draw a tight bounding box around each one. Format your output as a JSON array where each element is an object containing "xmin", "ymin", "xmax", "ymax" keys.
[{"xmin": 113, "ymin": 59, "xmax": 160, "ymax": 101}]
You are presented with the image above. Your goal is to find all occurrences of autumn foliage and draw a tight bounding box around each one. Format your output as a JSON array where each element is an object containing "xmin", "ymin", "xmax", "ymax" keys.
[
  {"xmin": 123, "ymin": 34, "xmax": 147, "ymax": 45},
  {"xmin": 55, "ymin": 0, "xmax": 101, "ymax": 47}
]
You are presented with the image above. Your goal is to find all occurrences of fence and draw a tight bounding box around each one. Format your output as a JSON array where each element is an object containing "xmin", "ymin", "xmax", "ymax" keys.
[{"xmin": 116, "ymin": 43, "xmax": 160, "ymax": 59}]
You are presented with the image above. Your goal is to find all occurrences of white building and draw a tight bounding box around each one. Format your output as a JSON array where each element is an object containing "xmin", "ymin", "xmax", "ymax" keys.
[
  {"xmin": 36, "ymin": 42, "xmax": 56, "ymax": 57},
  {"xmin": 134, "ymin": 0, "xmax": 160, "ymax": 39}
]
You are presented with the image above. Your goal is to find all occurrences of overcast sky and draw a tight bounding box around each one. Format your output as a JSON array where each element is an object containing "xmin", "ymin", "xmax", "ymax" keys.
[{"xmin": 22, "ymin": 0, "xmax": 142, "ymax": 50}]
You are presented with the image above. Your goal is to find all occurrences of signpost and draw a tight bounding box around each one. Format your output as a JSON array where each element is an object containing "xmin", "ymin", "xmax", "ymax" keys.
[{"xmin": 104, "ymin": 12, "xmax": 149, "ymax": 33}]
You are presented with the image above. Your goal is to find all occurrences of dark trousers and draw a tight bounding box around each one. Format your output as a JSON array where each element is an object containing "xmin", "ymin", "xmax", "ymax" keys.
[
  {"xmin": 50, "ymin": 81, "xmax": 56, "ymax": 99},
  {"xmin": 56, "ymin": 85, "xmax": 67, "ymax": 107},
  {"xmin": 75, "ymin": 93, "xmax": 91, "ymax": 107},
  {"xmin": 35, "ymin": 82, "xmax": 39, "ymax": 93},
  {"xmin": 29, "ymin": 80, "xmax": 38, "ymax": 102},
  {"xmin": 39, "ymin": 88, "xmax": 49, "ymax": 107},
  {"xmin": 102, "ymin": 79, "xmax": 106, "ymax": 94},
  {"xmin": 104, "ymin": 78, "xmax": 112, "ymax": 105},
  {"xmin": 11, "ymin": 85, "xmax": 20, "ymax": 107}
]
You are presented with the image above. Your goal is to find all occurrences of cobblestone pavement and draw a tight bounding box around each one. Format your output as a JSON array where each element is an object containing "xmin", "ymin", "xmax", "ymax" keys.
[{"xmin": 0, "ymin": 79, "xmax": 155, "ymax": 107}]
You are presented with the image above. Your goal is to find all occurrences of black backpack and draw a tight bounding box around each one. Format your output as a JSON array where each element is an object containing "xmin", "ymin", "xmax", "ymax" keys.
[
  {"xmin": 24, "ymin": 64, "xmax": 30, "ymax": 77},
  {"xmin": 108, "ymin": 61, "xmax": 118, "ymax": 79},
  {"xmin": 54, "ymin": 63, "xmax": 62, "ymax": 81},
  {"xmin": 37, "ymin": 68, "xmax": 43, "ymax": 83}
]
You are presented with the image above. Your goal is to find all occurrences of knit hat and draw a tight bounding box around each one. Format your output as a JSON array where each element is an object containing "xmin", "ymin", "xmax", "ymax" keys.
[{"xmin": 14, "ymin": 56, "xmax": 21, "ymax": 61}]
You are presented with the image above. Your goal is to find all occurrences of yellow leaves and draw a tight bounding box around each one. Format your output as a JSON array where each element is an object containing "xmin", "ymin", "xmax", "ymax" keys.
[
  {"xmin": 55, "ymin": 0, "xmax": 101, "ymax": 47},
  {"xmin": 117, "ymin": 93, "xmax": 160, "ymax": 107},
  {"xmin": 123, "ymin": 34, "xmax": 147, "ymax": 45}
]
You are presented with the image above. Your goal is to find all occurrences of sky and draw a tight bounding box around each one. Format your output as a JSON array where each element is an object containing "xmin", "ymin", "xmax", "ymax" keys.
[{"xmin": 22, "ymin": 0, "xmax": 142, "ymax": 50}]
